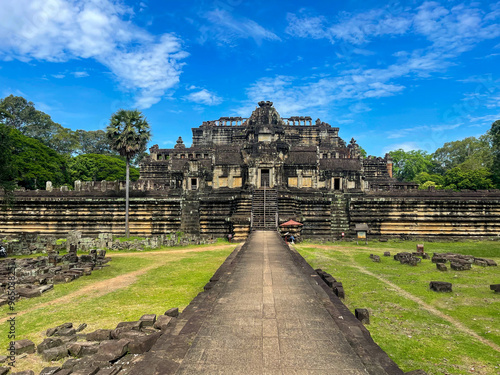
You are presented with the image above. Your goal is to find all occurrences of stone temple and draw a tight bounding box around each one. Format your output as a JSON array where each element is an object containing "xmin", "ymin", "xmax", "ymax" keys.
[
  {"xmin": 141, "ymin": 101, "xmax": 411, "ymax": 193},
  {"xmin": 1, "ymin": 102, "xmax": 499, "ymax": 241}
]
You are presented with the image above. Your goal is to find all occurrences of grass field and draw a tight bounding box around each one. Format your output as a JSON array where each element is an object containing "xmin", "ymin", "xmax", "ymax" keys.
[
  {"xmin": 0, "ymin": 243, "xmax": 235, "ymax": 372},
  {"xmin": 296, "ymin": 240, "xmax": 500, "ymax": 375}
]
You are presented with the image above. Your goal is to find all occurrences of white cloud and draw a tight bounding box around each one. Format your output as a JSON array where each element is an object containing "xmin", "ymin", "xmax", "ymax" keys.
[
  {"xmin": 0, "ymin": 0, "xmax": 188, "ymax": 108},
  {"xmin": 467, "ymin": 113, "xmax": 500, "ymax": 125},
  {"xmin": 382, "ymin": 142, "xmax": 421, "ymax": 154},
  {"xmin": 286, "ymin": 2, "xmax": 500, "ymax": 79},
  {"xmin": 199, "ymin": 8, "xmax": 280, "ymax": 46},
  {"xmin": 52, "ymin": 74, "xmax": 65, "ymax": 79},
  {"xmin": 242, "ymin": 69, "xmax": 405, "ymax": 116},
  {"xmin": 387, "ymin": 123, "xmax": 461, "ymax": 139},
  {"xmin": 72, "ymin": 71, "xmax": 89, "ymax": 78},
  {"xmin": 185, "ymin": 89, "xmax": 223, "ymax": 106}
]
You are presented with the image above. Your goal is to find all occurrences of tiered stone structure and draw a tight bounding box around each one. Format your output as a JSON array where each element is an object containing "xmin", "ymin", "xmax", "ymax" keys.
[{"xmin": 1, "ymin": 101, "xmax": 499, "ymax": 242}]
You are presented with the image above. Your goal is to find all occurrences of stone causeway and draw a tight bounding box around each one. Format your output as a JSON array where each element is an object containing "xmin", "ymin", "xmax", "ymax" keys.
[{"xmin": 126, "ymin": 231, "xmax": 406, "ymax": 375}]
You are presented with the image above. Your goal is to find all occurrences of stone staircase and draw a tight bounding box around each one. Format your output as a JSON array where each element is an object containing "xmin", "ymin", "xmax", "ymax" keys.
[
  {"xmin": 251, "ymin": 188, "xmax": 278, "ymax": 230},
  {"xmin": 331, "ymin": 194, "xmax": 350, "ymax": 238},
  {"xmin": 231, "ymin": 194, "xmax": 252, "ymax": 241}
]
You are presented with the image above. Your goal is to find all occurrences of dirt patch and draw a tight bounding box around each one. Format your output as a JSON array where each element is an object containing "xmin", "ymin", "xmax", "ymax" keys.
[{"xmin": 108, "ymin": 244, "xmax": 234, "ymax": 257}]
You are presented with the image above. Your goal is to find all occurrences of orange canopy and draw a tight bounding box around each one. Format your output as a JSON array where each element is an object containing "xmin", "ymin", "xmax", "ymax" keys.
[{"xmin": 280, "ymin": 220, "xmax": 303, "ymax": 227}]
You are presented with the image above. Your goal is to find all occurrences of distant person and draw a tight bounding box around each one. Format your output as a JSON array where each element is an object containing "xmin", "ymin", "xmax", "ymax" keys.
[
  {"xmin": 290, "ymin": 235, "xmax": 295, "ymax": 244},
  {"xmin": 227, "ymin": 233, "xmax": 233, "ymax": 243},
  {"xmin": 0, "ymin": 245, "xmax": 6, "ymax": 258}
]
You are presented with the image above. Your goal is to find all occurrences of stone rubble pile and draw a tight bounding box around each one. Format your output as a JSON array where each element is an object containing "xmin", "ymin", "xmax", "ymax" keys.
[
  {"xmin": 0, "ymin": 248, "xmax": 110, "ymax": 306},
  {"xmin": 6, "ymin": 308, "xmax": 179, "ymax": 375},
  {"xmin": 431, "ymin": 252, "xmax": 497, "ymax": 270},
  {"xmin": 2, "ymin": 230, "xmax": 216, "ymax": 256}
]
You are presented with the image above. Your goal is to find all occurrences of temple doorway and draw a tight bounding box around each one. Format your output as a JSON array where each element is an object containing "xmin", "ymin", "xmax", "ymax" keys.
[{"xmin": 261, "ymin": 169, "xmax": 270, "ymax": 187}]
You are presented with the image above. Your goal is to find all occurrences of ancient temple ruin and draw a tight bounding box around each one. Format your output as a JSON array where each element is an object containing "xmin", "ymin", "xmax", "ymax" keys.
[
  {"xmin": 0, "ymin": 102, "xmax": 499, "ymax": 241},
  {"xmin": 141, "ymin": 101, "xmax": 413, "ymax": 193}
]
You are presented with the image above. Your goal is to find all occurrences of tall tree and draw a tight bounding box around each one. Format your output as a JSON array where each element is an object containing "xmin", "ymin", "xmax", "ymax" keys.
[
  {"xmin": 0, "ymin": 95, "xmax": 79, "ymax": 155},
  {"xmin": 388, "ymin": 149, "xmax": 434, "ymax": 182},
  {"xmin": 1, "ymin": 125, "xmax": 70, "ymax": 190},
  {"xmin": 0, "ymin": 124, "xmax": 16, "ymax": 207},
  {"xmin": 106, "ymin": 109, "xmax": 151, "ymax": 237},
  {"xmin": 69, "ymin": 154, "xmax": 140, "ymax": 182},
  {"xmin": 490, "ymin": 120, "xmax": 500, "ymax": 187},
  {"xmin": 432, "ymin": 135, "xmax": 493, "ymax": 174},
  {"xmin": 76, "ymin": 129, "xmax": 115, "ymax": 155}
]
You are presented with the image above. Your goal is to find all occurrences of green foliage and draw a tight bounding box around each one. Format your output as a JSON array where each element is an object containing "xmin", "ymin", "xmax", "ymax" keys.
[
  {"xmin": 490, "ymin": 120, "xmax": 500, "ymax": 187},
  {"xmin": 443, "ymin": 167, "xmax": 494, "ymax": 190},
  {"xmin": 76, "ymin": 129, "xmax": 115, "ymax": 155},
  {"xmin": 3, "ymin": 125, "xmax": 70, "ymax": 190},
  {"xmin": 69, "ymin": 154, "xmax": 139, "ymax": 182},
  {"xmin": 106, "ymin": 110, "xmax": 151, "ymax": 160},
  {"xmin": 413, "ymin": 172, "xmax": 444, "ymax": 186},
  {"xmin": 389, "ymin": 149, "xmax": 433, "ymax": 182},
  {"xmin": 0, "ymin": 95, "xmax": 119, "ymax": 157},
  {"xmin": 432, "ymin": 135, "xmax": 493, "ymax": 174},
  {"xmin": 0, "ymin": 95, "xmax": 77, "ymax": 155},
  {"xmin": 0, "ymin": 124, "xmax": 16, "ymax": 207}
]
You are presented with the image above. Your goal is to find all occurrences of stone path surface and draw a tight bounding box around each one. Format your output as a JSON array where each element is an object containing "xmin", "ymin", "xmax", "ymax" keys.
[{"xmin": 130, "ymin": 231, "xmax": 403, "ymax": 375}]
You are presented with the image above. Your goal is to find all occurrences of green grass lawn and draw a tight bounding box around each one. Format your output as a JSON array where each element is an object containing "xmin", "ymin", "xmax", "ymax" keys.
[
  {"xmin": 296, "ymin": 240, "xmax": 500, "ymax": 375},
  {"xmin": 0, "ymin": 243, "xmax": 234, "ymax": 372}
]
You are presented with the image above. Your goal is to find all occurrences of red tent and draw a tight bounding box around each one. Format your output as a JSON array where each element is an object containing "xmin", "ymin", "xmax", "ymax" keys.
[{"xmin": 280, "ymin": 220, "xmax": 303, "ymax": 227}]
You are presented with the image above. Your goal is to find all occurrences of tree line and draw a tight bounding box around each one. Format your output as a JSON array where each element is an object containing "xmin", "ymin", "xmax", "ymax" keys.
[
  {"xmin": 388, "ymin": 121, "xmax": 500, "ymax": 190},
  {"xmin": 2, "ymin": 94, "xmax": 499, "ymax": 193},
  {"xmin": 0, "ymin": 95, "xmax": 146, "ymax": 191}
]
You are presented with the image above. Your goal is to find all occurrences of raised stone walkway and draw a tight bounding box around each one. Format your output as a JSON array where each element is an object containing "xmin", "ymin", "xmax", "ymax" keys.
[{"xmin": 129, "ymin": 231, "xmax": 404, "ymax": 375}]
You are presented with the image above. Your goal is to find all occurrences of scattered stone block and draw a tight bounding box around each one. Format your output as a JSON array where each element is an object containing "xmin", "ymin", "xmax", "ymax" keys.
[
  {"xmin": 436, "ymin": 263, "xmax": 447, "ymax": 271},
  {"xmin": 116, "ymin": 321, "xmax": 142, "ymax": 331},
  {"xmin": 76, "ymin": 323, "xmax": 88, "ymax": 332},
  {"xmin": 475, "ymin": 258, "xmax": 497, "ymax": 267},
  {"xmin": 41, "ymin": 345, "xmax": 69, "ymax": 362},
  {"xmin": 370, "ymin": 254, "xmax": 381, "ymax": 262},
  {"xmin": 164, "ymin": 308, "xmax": 179, "ymax": 317},
  {"xmin": 323, "ymin": 275, "xmax": 337, "ymax": 287},
  {"xmin": 450, "ymin": 262, "xmax": 471, "ymax": 271},
  {"xmin": 55, "ymin": 327, "xmax": 77, "ymax": 337},
  {"xmin": 17, "ymin": 287, "xmax": 42, "ymax": 298},
  {"xmin": 430, "ymin": 281, "xmax": 452, "ymax": 292},
  {"xmin": 95, "ymin": 339, "xmax": 130, "ymax": 362},
  {"xmin": 46, "ymin": 323, "xmax": 72, "ymax": 337},
  {"xmin": 37, "ymin": 337, "xmax": 64, "ymax": 354},
  {"xmin": 14, "ymin": 339, "xmax": 35, "ymax": 354},
  {"xmin": 139, "ymin": 314, "xmax": 156, "ymax": 327},
  {"xmin": 383, "ymin": 251, "xmax": 390, "ymax": 257},
  {"xmin": 86, "ymin": 329, "xmax": 112, "ymax": 342},
  {"xmin": 490, "ymin": 284, "xmax": 500, "ymax": 293},
  {"xmin": 0, "ymin": 367, "xmax": 9, "ymax": 375},
  {"xmin": 0, "ymin": 356, "xmax": 6, "ymax": 363},
  {"xmin": 69, "ymin": 342, "xmax": 100, "ymax": 357},
  {"xmin": 118, "ymin": 331, "xmax": 161, "ymax": 354},
  {"xmin": 416, "ymin": 244, "xmax": 424, "ymax": 253},
  {"xmin": 432, "ymin": 256, "xmax": 447, "ymax": 264},
  {"xmin": 153, "ymin": 315, "xmax": 173, "ymax": 331},
  {"xmin": 355, "ymin": 308, "xmax": 370, "ymax": 324},
  {"xmin": 10, "ymin": 371, "xmax": 35, "ymax": 375}
]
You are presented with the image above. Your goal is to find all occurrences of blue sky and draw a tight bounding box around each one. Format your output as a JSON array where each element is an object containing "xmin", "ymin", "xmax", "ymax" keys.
[{"xmin": 1, "ymin": 0, "xmax": 500, "ymax": 156}]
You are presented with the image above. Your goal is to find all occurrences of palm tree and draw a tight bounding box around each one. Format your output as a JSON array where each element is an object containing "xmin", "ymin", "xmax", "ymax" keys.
[{"xmin": 106, "ymin": 109, "xmax": 151, "ymax": 237}]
